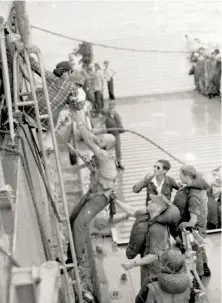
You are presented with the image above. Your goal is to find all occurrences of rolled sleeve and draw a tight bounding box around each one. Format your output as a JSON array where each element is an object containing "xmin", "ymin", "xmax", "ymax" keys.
[{"xmin": 188, "ymin": 196, "xmax": 200, "ymax": 216}]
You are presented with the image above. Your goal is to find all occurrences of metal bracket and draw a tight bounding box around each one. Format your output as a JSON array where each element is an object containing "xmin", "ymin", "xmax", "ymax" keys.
[
  {"xmin": 110, "ymin": 290, "xmax": 122, "ymax": 300},
  {"xmin": 0, "ymin": 185, "xmax": 14, "ymax": 234}
]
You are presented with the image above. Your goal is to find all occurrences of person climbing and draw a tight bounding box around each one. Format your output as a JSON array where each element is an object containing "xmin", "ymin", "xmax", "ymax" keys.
[
  {"xmin": 171, "ymin": 165, "xmax": 211, "ymax": 279},
  {"xmin": 103, "ymin": 100, "xmax": 125, "ymax": 170},
  {"xmin": 67, "ymin": 109, "xmax": 118, "ymax": 265},
  {"xmin": 135, "ymin": 250, "xmax": 195, "ymax": 303},
  {"xmin": 120, "ymin": 194, "xmax": 180, "ymax": 289},
  {"xmin": 103, "ymin": 60, "xmax": 116, "ymax": 100},
  {"xmin": 133, "ymin": 159, "xmax": 180, "ymax": 206},
  {"xmin": 22, "ymin": 55, "xmax": 78, "ymax": 149}
]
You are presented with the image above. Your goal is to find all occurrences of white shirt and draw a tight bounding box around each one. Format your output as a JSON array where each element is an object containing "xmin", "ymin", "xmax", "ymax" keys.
[
  {"xmin": 152, "ymin": 176, "xmax": 165, "ymax": 194},
  {"xmin": 104, "ymin": 68, "xmax": 115, "ymax": 81}
]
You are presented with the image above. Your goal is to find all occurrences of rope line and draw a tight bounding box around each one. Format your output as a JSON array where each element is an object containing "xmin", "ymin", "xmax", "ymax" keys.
[
  {"xmin": 0, "ymin": 246, "xmax": 20, "ymax": 267},
  {"xmin": 31, "ymin": 25, "xmax": 189, "ymax": 54},
  {"xmin": 57, "ymin": 125, "xmax": 186, "ymax": 166}
]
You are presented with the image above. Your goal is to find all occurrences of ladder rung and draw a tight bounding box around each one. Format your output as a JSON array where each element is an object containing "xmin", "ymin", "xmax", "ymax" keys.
[
  {"xmin": 40, "ymin": 114, "xmax": 49, "ymax": 120},
  {"xmin": 19, "ymin": 92, "xmax": 31, "ymax": 97},
  {"xmin": 17, "ymin": 100, "xmax": 36, "ymax": 106}
]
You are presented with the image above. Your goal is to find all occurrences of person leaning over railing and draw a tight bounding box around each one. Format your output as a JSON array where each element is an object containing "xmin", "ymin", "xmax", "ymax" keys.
[{"xmin": 22, "ymin": 51, "xmax": 78, "ymax": 150}]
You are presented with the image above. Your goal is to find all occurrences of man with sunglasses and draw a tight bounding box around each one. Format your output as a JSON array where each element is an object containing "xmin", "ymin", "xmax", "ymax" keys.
[{"xmin": 133, "ymin": 159, "xmax": 180, "ymax": 206}]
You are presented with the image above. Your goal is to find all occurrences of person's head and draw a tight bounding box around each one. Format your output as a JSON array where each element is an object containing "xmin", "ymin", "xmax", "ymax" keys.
[
  {"xmin": 198, "ymin": 47, "xmax": 205, "ymax": 56},
  {"xmin": 160, "ymin": 249, "xmax": 185, "ymax": 274},
  {"xmin": 94, "ymin": 63, "xmax": 100, "ymax": 71},
  {"xmin": 69, "ymin": 71, "xmax": 85, "ymax": 88},
  {"xmin": 53, "ymin": 61, "xmax": 72, "ymax": 78},
  {"xmin": 96, "ymin": 134, "xmax": 116, "ymax": 150},
  {"xmin": 108, "ymin": 100, "xmax": 116, "ymax": 115},
  {"xmin": 146, "ymin": 194, "xmax": 170, "ymax": 216},
  {"xmin": 158, "ymin": 250, "xmax": 190, "ymax": 294},
  {"xmin": 154, "ymin": 160, "xmax": 171, "ymax": 177},
  {"xmin": 104, "ymin": 60, "xmax": 109, "ymax": 68},
  {"xmin": 180, "ymin": 165, "xmax": 198, "ymax": 185}
]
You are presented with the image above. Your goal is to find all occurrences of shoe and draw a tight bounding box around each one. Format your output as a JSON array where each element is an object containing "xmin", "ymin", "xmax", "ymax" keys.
[
  {"xmin": 193, "ymin": 277, "xmax": 201, "ymax": 290},
  {"xmin": 117, "ymin": 163, "xmax": 124, "ymax": 170},
  {"xmin": 203, "ymin": 263, "xmax": 211, "ymax": 277}
]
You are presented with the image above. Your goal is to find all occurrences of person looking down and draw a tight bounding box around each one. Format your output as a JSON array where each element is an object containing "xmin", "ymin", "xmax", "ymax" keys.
[
  {"xmin": 23, "ymin": 56, "xmax": 77, "ymax": 150},
  {"xmin": 118, "ymin": 194, "xmax": 180, "ymax": 293}
]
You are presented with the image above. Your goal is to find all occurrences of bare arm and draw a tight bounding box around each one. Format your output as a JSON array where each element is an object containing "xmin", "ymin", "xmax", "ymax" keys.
[
  {"xmin": 115, "ymin": 200, "xmax": 146, "ymax": 217},
  {"xmin": 71, "ymin": 111, "xmax": 106, "ymax": 158}
]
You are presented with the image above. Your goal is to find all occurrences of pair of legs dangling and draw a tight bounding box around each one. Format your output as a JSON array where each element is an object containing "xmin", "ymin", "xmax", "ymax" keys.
[{"xmin": 67, "ymin": 190, "xmax": 110, "ymax": 265}]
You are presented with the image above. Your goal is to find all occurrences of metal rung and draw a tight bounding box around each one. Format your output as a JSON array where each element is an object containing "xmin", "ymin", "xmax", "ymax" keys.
[
  {"xmin": 19, "ymin": 92, "xmax": 31, "ymax": 97},
  {"xmin": 40, "ymin": 114, "xmax": 49, "ymax": 120},
  {"xmin": 17, "ymin": 100, "xmax": 36, "ymax": 106}
]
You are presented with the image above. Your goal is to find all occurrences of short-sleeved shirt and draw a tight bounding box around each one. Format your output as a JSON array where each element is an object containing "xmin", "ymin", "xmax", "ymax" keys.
[
  {"xmin": 173, "ymin": 187, "xmax": 208, "ymax": 231},
  {"xmin": 142, "ymin": 223, "xmax": 169, "ymax": 277}
]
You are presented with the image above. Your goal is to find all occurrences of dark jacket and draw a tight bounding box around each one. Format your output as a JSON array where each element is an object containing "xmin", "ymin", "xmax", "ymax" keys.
[
  {"xmin": 133, "ymin": 175, "xmax": 179, "ymax": 206},
  {"xmin": 173, "ymin": 178, "xmax": 209, "ymax": 232},
  {"xmin": 104, "ymin": 110, "xmax": 124, "ymax": 136},
  {"xmin": 126, "ymin": 205, "xmax": 180, "ymax": 259},
  {"xmin": 207, "ymin": 187, "xmax": 221, "ymax": 229}
]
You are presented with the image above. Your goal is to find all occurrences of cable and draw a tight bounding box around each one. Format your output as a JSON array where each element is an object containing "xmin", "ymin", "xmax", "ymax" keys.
[
  {"xmin": 56, "ymin": 125, "xmax": 186, "ymax": 166},
  {"xmin": 0, "ymin": 246, "xmax": 20, "ymax": 267},
  {"xmin": 31, "ymin": 25, "xmax": 189, "ymax": 54}
]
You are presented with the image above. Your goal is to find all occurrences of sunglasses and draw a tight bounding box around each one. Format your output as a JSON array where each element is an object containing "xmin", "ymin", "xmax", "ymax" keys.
[{"xmin": 154, "ymin": 165, "xmax": 161, "ymax": 170}]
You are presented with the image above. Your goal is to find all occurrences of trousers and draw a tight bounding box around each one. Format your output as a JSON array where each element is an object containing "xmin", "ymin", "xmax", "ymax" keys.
[
  {"xmin": 115, "ymin": 134, "xmax": 121, "ymax": 163},
  {"xmin": 69, "ymin": 190, "xmax": 109, "ymax": 263}
]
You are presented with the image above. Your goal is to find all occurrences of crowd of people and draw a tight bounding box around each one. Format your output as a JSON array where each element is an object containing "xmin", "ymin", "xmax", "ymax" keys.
[
  {"xmin": 67, "ymin": 104, "xmax": 221, "ymax": 302},
  {"xmin": 186, "ymin": 35, "xmax": 221, "ymax": 99}
]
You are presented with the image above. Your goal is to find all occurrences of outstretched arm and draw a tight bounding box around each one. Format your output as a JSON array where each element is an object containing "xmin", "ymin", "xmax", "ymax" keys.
[
  {"xmin": 133, "ymin": 174, "xmax": 150, "ymax": 193},
  {"xmin": 71, "ymin": 110, "xmax": 105, "ymax": 158}
]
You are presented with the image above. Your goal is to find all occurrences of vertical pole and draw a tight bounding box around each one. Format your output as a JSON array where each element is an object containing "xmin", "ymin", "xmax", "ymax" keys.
[
  {"xmin": 0, "ymin": 17, "xmax": 15, "ymax": 145},
  {"xmin": 36, "ymin": 51, "xmax": 83, "ymax": 303}
]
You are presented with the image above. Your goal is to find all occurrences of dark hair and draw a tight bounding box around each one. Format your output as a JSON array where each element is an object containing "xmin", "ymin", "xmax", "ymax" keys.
[
  {"xmin": 180, "ymin": 165, "xmax": 198, "ymax": 179},
  {"xmin": 157, "ymin": 159, "xmax": 171, "ymax": 171},
  {"xmin": 95, "ymin": 63, "xmax": 100, "ymax": 70},
  {"xmin": 53, "ymin": 68, "xmax": 65, "ymax": 77}
]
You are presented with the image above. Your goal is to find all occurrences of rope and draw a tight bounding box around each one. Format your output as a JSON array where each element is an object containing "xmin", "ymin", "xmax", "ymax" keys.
[
  {"xmin": 105, "ymin": 128, "xmax": 186, "ymax": 166},
  {"xmin": 0, "ymin": 246, "xmax": 20, "ymax": 267},
  {"xmin": 31, "ymin": 25, "xmax": 189, "ymax": 54},
  {"xmin": 56, "ymin": 125, "xmax": 185, "ymax": 167}
]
